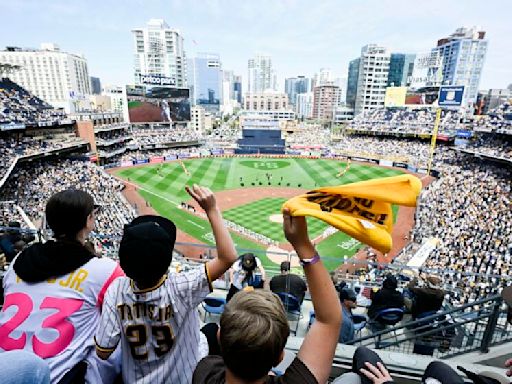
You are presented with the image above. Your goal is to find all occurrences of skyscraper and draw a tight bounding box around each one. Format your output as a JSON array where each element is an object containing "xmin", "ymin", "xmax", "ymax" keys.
[
  {"xmin": 313, "ymin": 68, "xmax": 334, "ymax": 87},
  {"xmin": 387, "ymin": 53, "xmax": 416, "ymax": 87},
  {"xmin": 296, "ymin": 92, "xmax": 314, "ymax": 119},
  {"xmin": 432, "ymin": 26, "xmax": 488, "ymax": 105},
  {"xmin": 354, "ymin": 44, "xmax": 390, "ymax": 115},
  {"xmin": 188, "ymin": 53, "xmax": 222, "ymax": 112},
  {"xmin": 90, "ymin": 76, "xmax": 101, "ymax": 95},
  {"xmin": 221, "ymin": 70, "xmax": 243, "ymax": 105},
  {"xmin": 0, "ymin": 43, "xmax": 91, "ymax": 112},
  {"xmin": 132, "ymin": 19, "xmax": 187, "ymax": 87},
  {"xmin": 284, "ymin": 76, "xmax": 312, "ymax": 106},
  {"xmin": 247, "ymin": 54, "xmax": 276, "ymax": 93},
  {"xmin": 346, "ymin": 58, "xmax": 360, "ymax": 109},
  {"xmin": 312, "ymin": 85, "xmax": 341, "ymax": 120},
  {"xmin": 233, "ymin": 75, "xmax": 242, "ymax": 103}
]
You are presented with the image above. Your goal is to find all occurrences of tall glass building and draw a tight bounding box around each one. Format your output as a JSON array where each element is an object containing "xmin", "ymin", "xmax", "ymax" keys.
[
  {"xmin": 188, "ymin": 53, "xmax": 222, "ymax": 112},
  {"xmin": 387, "ymin": 53, "xmax": 416, "ymax": 87},
  {"xmin": 346, "ymin": 58, "xmax": 360, "ymax": 109},
  {"xmin": 284, "ymin": 76, "xmax": 312, "ymax": 106},
  {"xmin": 432, "ymin": 27, "xmax": 488, "ymax": 105}
]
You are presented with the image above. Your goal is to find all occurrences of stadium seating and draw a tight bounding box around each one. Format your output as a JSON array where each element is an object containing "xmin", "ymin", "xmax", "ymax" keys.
[
  {"xmin": 347, "ymin": 108, "xmax": 462, "ymax": 135},
  {"xmin": 0, "ymin": 78, "xmax": 67, "ymax": 126}
]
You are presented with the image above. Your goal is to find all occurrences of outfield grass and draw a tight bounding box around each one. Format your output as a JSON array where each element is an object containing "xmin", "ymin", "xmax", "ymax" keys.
[{"xmin": 115, "ymin": 157, "xmax": 404, "ymax": 271}]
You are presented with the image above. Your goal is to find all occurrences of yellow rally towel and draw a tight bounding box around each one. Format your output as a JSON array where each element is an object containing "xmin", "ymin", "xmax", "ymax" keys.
[{"xmin": 282, "ymin": 174, "xmax": 422, "ymax": 253}]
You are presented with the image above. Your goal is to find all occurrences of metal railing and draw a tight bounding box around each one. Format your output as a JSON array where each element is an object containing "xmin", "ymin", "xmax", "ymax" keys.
[{"xmin": 348, "ymin": 294, "xmax": 511, "ymax": 358}]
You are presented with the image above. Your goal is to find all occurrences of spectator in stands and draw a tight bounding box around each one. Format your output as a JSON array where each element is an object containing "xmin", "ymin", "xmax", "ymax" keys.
[
  {"xmin": 0, "ymin": 189, "xmax": 124, "ymax": 383},
  {"xmin": 367, "ymin": 275, "xmax": 404, "ymax": 320},
  {"xmin": 269, "ymin": 261, "xmax": 307, "ymax": 304},
  {"xmin": 333, "ymin": 346, "xmax": 510, "ymax": 384},
  {"xmin": 406, "ymin": 275, "xmax": 445, "ymax": 319},
  {"xmin": 227, "ymin": 252, "xmax": 267, "ymax": 302},
  {"xmin": 339, "ymin": 288, "xmax": 357, "ymax": 344},
  {"xmin": 192, "ymin": 208, "xmax": 342, "ymax": 384},
  {"xmin": 95, "ymin": 185, "xmax": 238, "ymax": 384}
]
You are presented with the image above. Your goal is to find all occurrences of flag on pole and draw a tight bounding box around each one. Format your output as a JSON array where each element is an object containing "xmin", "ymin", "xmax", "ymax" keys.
[{"xmin": 282, "ymin": 174, "xmax": 422, "ymax": 253}]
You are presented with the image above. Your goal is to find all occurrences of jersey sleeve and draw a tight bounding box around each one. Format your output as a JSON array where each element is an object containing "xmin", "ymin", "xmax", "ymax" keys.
[
  {"xmin": 171, "ymin": 264, "xmax": 212, "ymax": 309},
  {"xmin": 97, "ymin": 264, "xmax": 125, "ymax": 308},
  {"xmin": 95, "ymin": 282, "xmax": 121, "ymax": 353}
]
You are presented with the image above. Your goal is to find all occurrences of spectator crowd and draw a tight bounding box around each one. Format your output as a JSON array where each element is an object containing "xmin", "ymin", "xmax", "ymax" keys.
[
  {"xmin": 1, "ymin": 159, "xmax": 136, "ymax": 255},
  {"xmin": 348, "ymin": 108, "xmax": 462, "ymax": 135},
  {"xmin": 0, "ymin": 78, "xmax": 67, "ymax": 126}
]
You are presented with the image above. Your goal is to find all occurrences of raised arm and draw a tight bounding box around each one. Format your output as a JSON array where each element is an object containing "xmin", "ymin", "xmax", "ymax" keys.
[
  {"xmin": 186, "ymin": 185, "xmax": 237, "ymax": 281},
  {"xmin": 283, "ymin": 208, "xmax": 342, "ymax": 384}
]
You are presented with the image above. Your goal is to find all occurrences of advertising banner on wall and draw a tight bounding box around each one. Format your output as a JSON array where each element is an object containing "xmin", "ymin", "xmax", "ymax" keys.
[
  {"xmin": 379, "ymin": 159, "xmax": 394, "ymax": 167},
  {"xmin": 438, "ymin": 86, "xmax": 465, "ymax": 107}
]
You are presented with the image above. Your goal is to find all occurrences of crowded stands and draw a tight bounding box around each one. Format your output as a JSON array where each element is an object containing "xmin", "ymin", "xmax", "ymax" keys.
[
  {"xmin": 462, "ymin": 133, "xmax": 512, "ymax": 160},
  {"xmin": 130, "ymin": 126, "xmax": 202, "ymax": 147},
  {"xmin": 412, "ymin": 154, "xmax": 511, "ymax": 305},
  {"xmin": 347, "ymin": 108, "xmax": 462, "ymax": 135},
  {"xmin": 332, "ymin": 135, "xmax": 431, "ymax": 165},
  {"xmin": 474, "ymin": 101, "xmax": 512, "ymax": 134},
  {"xmin": 0, "ymin": 78, "xmax": 67, "ymax": 126}
]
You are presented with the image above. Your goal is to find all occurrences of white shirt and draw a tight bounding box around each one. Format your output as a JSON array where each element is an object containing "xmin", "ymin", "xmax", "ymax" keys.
[
  {"xmin": 95, "ymin": 264, "xmax": 212, "ymax": 384},
  {"xmin": 0, "ymin": 257, "xmax": 124, "ymax": 383}
]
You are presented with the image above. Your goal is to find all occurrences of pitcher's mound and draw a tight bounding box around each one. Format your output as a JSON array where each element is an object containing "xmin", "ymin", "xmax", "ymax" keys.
[{"xmin": 269, "ymin": 214, "xmax": 284, "ymax": 224}]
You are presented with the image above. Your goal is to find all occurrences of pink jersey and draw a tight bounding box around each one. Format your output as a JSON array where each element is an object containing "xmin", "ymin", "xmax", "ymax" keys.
[{"xmin": 0, "ymin": 256, "xmax": 124, "ymax": 383}]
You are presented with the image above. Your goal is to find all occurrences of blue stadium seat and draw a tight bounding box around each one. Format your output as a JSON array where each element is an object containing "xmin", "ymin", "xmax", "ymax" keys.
[
  {"xmin": 202, "ymin": 297, "xmax": 226, "ymax": 321},
  {"xmin": 276, "ymin": 292, "xmax": 302, "ymax": 336}
]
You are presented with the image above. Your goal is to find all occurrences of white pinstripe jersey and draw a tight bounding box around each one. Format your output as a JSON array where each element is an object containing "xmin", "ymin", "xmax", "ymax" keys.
[
  {"xmin": 95, "ymin": 264, "xmax": 212, "ymax": 384},
  {"xmin": 0, "ymin": 257, "xmax": 124, "ymax": 383}
]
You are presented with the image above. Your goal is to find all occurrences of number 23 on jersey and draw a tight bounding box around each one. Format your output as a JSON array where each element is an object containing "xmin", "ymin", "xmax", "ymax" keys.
[{"xmin": 0, "ymin": 292, "xmax": 83, "ymax": 358}]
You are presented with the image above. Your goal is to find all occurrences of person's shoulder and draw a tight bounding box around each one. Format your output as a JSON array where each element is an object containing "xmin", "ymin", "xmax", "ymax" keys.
[
  {"xmin": 279, "ymin": 357, "xmax": 318, "ymax": 384},
  {"xmin": 85, "ymin": 256, "xmax": 118, "ymax": 270},
  {"xmin": 193, "ymin": 355, "xmax": 225, "ymax": 383}
]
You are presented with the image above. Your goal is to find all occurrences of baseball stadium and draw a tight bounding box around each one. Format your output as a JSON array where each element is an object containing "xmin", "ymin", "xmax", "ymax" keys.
[{"xmin": 1, "ymin": 15, "xmax": 512, "ymax": 384}]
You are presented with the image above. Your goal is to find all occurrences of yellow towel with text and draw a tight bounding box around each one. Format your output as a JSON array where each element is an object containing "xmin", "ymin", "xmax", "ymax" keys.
[{"xmin": 282, "ymin": 174, "xmax": 422, "ymax": 253}]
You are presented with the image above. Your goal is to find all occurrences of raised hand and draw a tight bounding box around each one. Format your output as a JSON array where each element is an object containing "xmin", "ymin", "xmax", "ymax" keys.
[
  {"xmin": 282, "ymin": 208, "xmax": 312, "ymax": 253},
  {"xmin": 185, "ymin": 184, "xmax": 217, "ymax": 214}
]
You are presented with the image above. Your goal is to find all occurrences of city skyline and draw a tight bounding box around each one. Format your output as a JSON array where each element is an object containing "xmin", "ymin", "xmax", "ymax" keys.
[{"xmin": 1, "ymin": 0, "xmax": 511, "ymax": 91}]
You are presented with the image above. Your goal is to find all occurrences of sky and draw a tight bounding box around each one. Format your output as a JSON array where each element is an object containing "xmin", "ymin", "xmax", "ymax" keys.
[{"xmin": 1, "ymin": 0, "xmax": 511, "ymax": 91}]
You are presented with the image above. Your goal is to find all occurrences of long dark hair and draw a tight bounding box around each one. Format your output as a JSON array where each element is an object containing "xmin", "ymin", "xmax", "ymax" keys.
[{"xmin": 45, "ymin": 189, "xmax": 95, "ymax": 242}]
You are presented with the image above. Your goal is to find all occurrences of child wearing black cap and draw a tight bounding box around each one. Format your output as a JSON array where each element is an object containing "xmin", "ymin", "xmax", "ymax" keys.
[{"xmin": 94, "ymin": 185, "xmax": 238, "ymax": 384}]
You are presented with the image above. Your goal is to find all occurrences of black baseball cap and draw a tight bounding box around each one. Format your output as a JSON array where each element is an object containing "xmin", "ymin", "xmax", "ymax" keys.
[
  {"xmin": 340, "ymin": 288, "xmax": 357, "ymax": 302},
  {"xmin": 119, "ymin": 215, "xmax": 177, "ymax": 286}
]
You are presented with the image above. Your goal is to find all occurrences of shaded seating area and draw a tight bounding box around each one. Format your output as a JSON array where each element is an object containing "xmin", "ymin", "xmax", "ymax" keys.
[{"xmin": 277, "ymin": 292, "xmax": 303, "ymax": 336}]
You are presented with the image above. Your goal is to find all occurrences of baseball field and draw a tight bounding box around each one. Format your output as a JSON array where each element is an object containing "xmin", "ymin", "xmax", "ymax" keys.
[{"xmin": 114, "ymin": 157, "xmax": 403, "ymax": 272}]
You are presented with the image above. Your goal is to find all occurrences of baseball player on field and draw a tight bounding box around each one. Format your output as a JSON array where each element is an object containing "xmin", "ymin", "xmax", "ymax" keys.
[{"xmin": 95, "ymin": 185, "xmax": 238, "ymax": 383}]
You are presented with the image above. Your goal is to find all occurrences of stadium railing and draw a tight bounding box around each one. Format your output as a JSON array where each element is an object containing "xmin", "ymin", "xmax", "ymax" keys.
[{"xmin": 346, "ymin": 294, "xmax": 511, "ymax": 359}]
